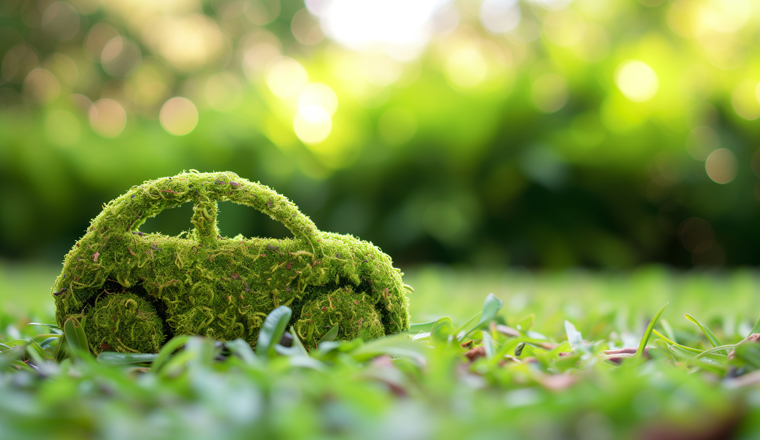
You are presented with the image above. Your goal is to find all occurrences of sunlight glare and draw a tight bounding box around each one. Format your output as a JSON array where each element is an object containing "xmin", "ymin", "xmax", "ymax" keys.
[
  {"xmin": 294, "ymin": 105, "xmax": 332, "ymax": 144},
  {"xmin": 615, "ymin": 60, "xmax": 658, "ymax": 102},
  {"xmin": 318, "ymin": 0, "xmax": 445, "ymax": 60}
]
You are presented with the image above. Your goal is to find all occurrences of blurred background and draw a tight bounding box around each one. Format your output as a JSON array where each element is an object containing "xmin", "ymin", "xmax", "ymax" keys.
[{"xmin": 1, "ymin": 0, "xmax": 759, "ymax": 270}]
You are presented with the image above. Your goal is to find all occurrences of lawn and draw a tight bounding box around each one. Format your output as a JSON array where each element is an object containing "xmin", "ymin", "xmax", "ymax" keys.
[{"xmin": 2, "ymin": 261, "xmax": 760, "ymax": 439}]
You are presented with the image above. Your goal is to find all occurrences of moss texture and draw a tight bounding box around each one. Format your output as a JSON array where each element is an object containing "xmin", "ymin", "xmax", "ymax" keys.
[{"xmin": 52, "ymin": 171, "xmax": 410, "ymax": 354}]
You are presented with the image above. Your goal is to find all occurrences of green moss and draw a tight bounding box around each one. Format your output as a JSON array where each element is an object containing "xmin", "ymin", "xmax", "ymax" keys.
[
  {"xmin": 85, "ymin": 293, "xmax": 165, "ymax": 353},
  {"xmin": 294, "ymin": 286, "xmax": 385, "ymax": 349},
  {"xmin": 52, "ymin": 171, "xmax": 410, "ymax": 354}
]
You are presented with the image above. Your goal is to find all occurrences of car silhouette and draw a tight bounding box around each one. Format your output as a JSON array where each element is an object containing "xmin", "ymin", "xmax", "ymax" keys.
[{"xmin": 52, "ymin": 171, "xmax": 410, "ymax": 353}]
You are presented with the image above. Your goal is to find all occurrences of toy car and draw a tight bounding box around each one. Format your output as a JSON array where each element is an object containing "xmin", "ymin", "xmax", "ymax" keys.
[{"xmin": 52, "ymin": 171, "xmax": 410, "ymax": 353}]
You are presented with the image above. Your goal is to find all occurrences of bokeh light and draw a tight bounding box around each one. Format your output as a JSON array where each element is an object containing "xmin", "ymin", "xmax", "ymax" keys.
[
  {"xmin": 2, "ymin": 0, "xmax": 760, "ymax": 270},
  {"xmin": 43, "ymin": 53, "xmax": 78, "ymax": 89},
  {"xmin": 101, "ymin": 37, "xmax": 142, "ymax": 78},
  {"xmin": 319, "ymin": 0, "xmax": 444, "ymax": 60},
  {"xmin": 142, "ymin": 14, "xmax": 226, "ymax": 72},
  {"xmin": 41, "ymin": 2, "xmax": 80, "ymax": 41},
  {"xmin": 22, "ymin": 68, "xmax": 60, "ymax": 103},
  {"xmin": 291, "ymin": 8, "xmax": 324, "ymax": 45},
  {"xmin": 298, "ymin": 83, "xmax": 338, "ymax": 115},
  {"xmin": 266, "ymin": 57, "xmax": 308, "ymax": 99},
  {"xmin": 159, "ymin": 97, "xmax": 198, "ymax": 136},
  {"xmin": 89, "ymin": 98, "xmax": 127, "ymax": 138},
  {"xmin": 543, "ymin": 9, "xmax": 585, "ymax": 47},
  {"xmin": 293, "ymin": 105, "xmax": 332, "ymax": 144},
  {"xmin": 572, "ymin": 24, "xmax": 611, "ymax": 63},
  {"xmin": 84, "ymin": 23, "xmax": 120, "ymax": 61},
  {"xmin": 614, "ymin": 60, "xmax": 658, "ymax": 102},
  {"xmin": 531, "ymin": 74, "xmax": 568, "ymax": 113},
  {"xmin": 731, "ymin": 81, "xmax": 760, "ymax": 120},
  {"xmin": 685, "ymin": 126, "xmax": 719, "ymax": 161},
  {"xmin": 205, "ymin": 72, "xmax": 243, "ymax": 113},
  {"xmin": 705, "ymin": 148, "xmax": 737, "ymax": 184},
  {"xmin": 2, "ymin": 44, "xmax": 39, "ymax": 84},
  {"xmin": 444, "ymin": 46, "xmax": 487, "ymax": 89},
  {"xmin": 479, "ymin": 0, "xmax": 521, "ymax": 34},
  {"xmin": 698, "ymin": 0, "xmax": 750, "ymax": 33}
]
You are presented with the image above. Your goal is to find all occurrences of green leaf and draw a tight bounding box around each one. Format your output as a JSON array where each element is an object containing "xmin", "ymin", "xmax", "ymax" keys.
[
  {"xmin": 256, "ymin": 306, "xmax": 292, "ymax": 358},
  {"xmin": 651, "ymin": 330, "xmax": 702, "ymax": 354},
  {"xmin": 517, "ymin": 314, "xmax": 535, "ymax": 331},
  {"xmin": 749, "ymin": 316, "xmax": 760, "ymax": 337},
  {"xmin": 0, "ymin": 346, "xmax": 25, "ymax": 370},
  {"xmin": 38, "ymin": 336, "xmax": 59, "ymax": 350},
  {"xmin": 97, "ymin": 352, "xmax": 160, "ymax": 366},
  {"xmin": 454, "ymin": 312, "xmax": 481, "ymax": 338},
  {"xmin": 461, "ymin": 293, "xmax": 503, "ymax": 340},
  {"xmin": 659, "ymin": 318, "xmax": 676, "ymax": 342},
  {"xmin": 25, "ymin": 341, "xmax": 52, "ymax": 363},
  {"xmin": 653, "ymin": 339, "xmax": 677, "ymax": 362},
  {"xmin": 481, "ymin": 332, "xmax": 496, "ymax": 359},
  {"xmin": 151, "ymin": 335, "xmax": 190, "ymax": 372},
  {"xmin": 289, "ymin": 326, "xmax": 310, "ymax": 356},
  {"xmin": 318, "ymin": 324, "xmax": 340, "ymax": 344},
  {"xmin": 351, "ymin": 334, "xmax": 425, "ymax": 364},
  {"xmin": 693, "ymin": 344, "xmax": 736, "ymax": 361},
  {"xmin": 407, "ymin": 321, "xmax": 438, "ymax": 333},
  {"xmin": 637, "ymin": 303, "xmax": 668, "ymax": 357},
  {"xmin": 731, "ymin": 341, "xmax": 760, "ymax": 370},
  {"xmin": 26, "ymin": 323, "xmax": 62, "ymax": 335},
  {"xmin": 430, "ymin": 317, "xmax": 455, "ymax": 345},
  {"xmin": 564, "ymin": 320, "xmax": 583, "ymax": 352},
  {"xmin": 668, "ymin": 344, "xmax": 726, "ymax": 374},
  {"xmin": 63, "ymin": 317, "xmax": 90, "ymax": 357},
  {"xmin": 684, "ymin": 313, "xmax": 725, "ymax": 354},
  {"xmin": 224, "ymin": 338, "xmax": 259, "ymax": 365}
]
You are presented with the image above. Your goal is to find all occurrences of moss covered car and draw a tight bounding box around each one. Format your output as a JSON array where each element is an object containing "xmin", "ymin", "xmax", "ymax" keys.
[{"xmin": 52, "ymin": 171, "xmax": 410, "ymax": 354}]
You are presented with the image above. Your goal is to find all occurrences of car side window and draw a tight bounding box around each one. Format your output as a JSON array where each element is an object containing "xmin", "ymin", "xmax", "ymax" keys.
[
  {"xmin": 137, "ymin": 200, "xmax": 293, "ymax": 240},
  {"xmin": 138, "ymin": 201, "xmax": 194, "ymax": 236},
  {"xmin": 216, "ymin": 201, "xmax": 292, "ymax": 239}
]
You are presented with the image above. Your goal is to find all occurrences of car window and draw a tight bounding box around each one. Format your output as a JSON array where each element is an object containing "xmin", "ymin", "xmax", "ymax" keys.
[
  {"xmin": 137, "ymin": 200, "xmax": 293, "ymax": 240},
  {"xmin": 138, "ymin": 201, "xmax": 194, "ymax": 236},
  {"xmin": 216, "ymin": 201, "xmax": 292, "ymax": 239}
]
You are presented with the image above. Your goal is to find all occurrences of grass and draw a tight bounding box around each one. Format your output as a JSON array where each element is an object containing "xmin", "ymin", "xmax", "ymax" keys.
[{"xmin": 2, "ymin": 261, "xmax": 760, "ymax": 439}]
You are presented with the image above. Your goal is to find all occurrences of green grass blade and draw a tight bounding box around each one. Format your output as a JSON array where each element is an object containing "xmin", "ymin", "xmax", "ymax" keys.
[
  {"xmin": 659, "ymin": 318, "xmax": 676, "ymax": 342},
  {"xmin": 225, "ymin": 338, "xmax": 259, "ymax": 365},
  {"xmin": 408, "ymin": 321, "xmax": 438, "ymax": 333},
  {"xmin": 693, "ymin": 344, "xmax": 737, "ymax": 361},
  {"xmin": 460, "ymin": 293, "xmax": 503, "ymax": 340},
  {"xmin": 0, "ymin": 346, "xmax": 25, "ymax": 370},
  {"xmin": 25, "ymin": 341, "xmax": 52, "ymax": 363},
  {"xmin": 564, "ymin": 320, "xmax": 583, "ymax": 352},
  {"xmin": 684, "ymin": 313, "xmax": 724, "ymax": 353},
  {"xmin": 289, "ymin": 326, "xmax": 310, "ymax": 356},
  {"xmin": 256, "ymin": 306, "xmax": 292, "ymax": 358},
  {"xmin": 749, "ymin": 316, "xmax": 760, "ymax": 337},
  {"xmin": 63, "ymin": 317, "xmax": 89, "ymax": 357},
  {"xmin": 637, "ymin": 303, "xmax": 668, "ymax": 357},
  {"xmin": 481, "ymin": 332, "xmax": 496, "ymax": 359},
  {"xmin": 97, "ymin": 352, "xmax": 160, "ymax": 366},
  {"xmin": 151, "ymin": 335, "xmax": 190, "ymax": 372},
  {"xmin": 455, "ymin": 312, "xmax": 482, "ymax": 340},
  {"xmin": 431, "ymin": 317, "xmax": 455, "ymax": 345},
  {"xmin": 517, "ymin": 314, "xmax": 535, "ymax": 331},
  {"xmin": 652, "ymin": 330, "xmax": 702, "ymax": 354},
  {"xmin": 318, "ymin": 324, "xmax": 340, "ymax": 344}
]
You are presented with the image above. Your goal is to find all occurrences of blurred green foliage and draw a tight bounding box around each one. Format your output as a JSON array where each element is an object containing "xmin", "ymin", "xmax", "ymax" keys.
[
  {"xmin": 1, "ymin": 0, "xmax": 760, "ymax": 268},
  {"xmin": 4, "ymin": 264, "xmax": 760, "ymax": 439}
]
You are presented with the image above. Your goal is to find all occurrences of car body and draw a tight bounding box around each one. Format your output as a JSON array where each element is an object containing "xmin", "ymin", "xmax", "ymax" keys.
[{"xmin": 52, "ymin": 171, "xmax": 410, "ymax": 353}]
